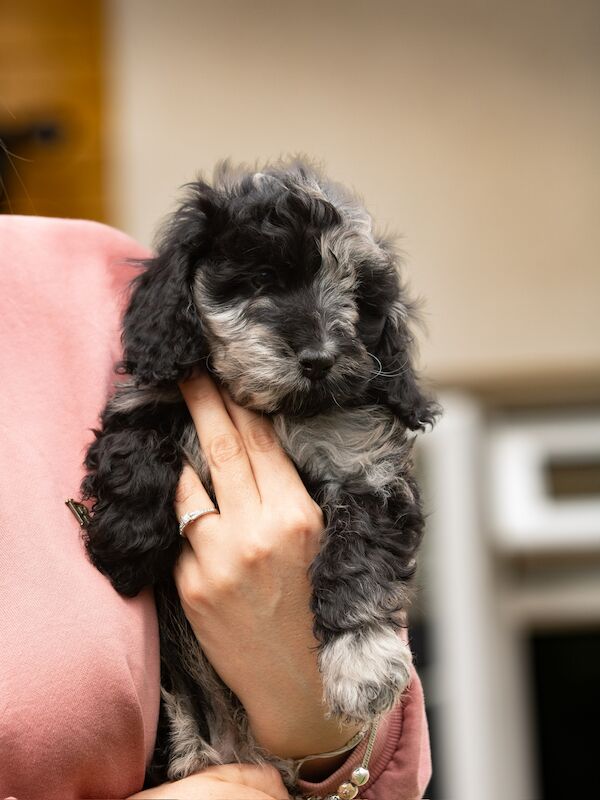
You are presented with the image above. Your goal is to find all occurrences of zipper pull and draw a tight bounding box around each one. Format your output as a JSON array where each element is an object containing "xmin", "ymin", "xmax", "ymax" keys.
[{"xmin": 65, "ymin": 498, "xmax": 92, "ymax": 529}]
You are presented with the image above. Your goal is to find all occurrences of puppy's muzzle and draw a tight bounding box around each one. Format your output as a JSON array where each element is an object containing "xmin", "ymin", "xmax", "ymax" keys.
[{"xmin": 298, "ymin": 348, "xmax": 337, "ymax": 380}]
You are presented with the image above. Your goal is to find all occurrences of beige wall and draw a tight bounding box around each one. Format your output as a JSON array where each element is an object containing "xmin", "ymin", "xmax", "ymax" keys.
[{"xmin": 104, "ymin": 0, "xmax": 600, "ymax": 385}]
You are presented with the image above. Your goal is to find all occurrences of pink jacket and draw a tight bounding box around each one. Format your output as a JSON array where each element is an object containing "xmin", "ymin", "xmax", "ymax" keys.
[{"xmin": 0, "ymin": 216, "xmax": 431, "ymax": 800}]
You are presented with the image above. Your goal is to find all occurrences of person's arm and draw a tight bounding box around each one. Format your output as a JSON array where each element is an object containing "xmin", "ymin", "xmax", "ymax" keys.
[
  {"xmin": 296, "ymin": 672, "xmax": 432, "ymax": 800},
  {"xmin": 128, "ymin": 763, "xmax": 289, "ymax": 800},
  {"xmin": 173, "ymin": 373, "xmax": 363, "ymax": 762},
  {"xmin": 171, "ymin": 374, "xmax": 432, "ymax": 799}
]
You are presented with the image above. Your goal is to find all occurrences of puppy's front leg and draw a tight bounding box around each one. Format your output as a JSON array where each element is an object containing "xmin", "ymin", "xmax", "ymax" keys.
[
  {"xmin": 310, "ymin": 486, "xmax": 421, "ymax": 724},
  {"xmin": 82, "ymin": 423, "xmax": 183, "ymax": 596}
]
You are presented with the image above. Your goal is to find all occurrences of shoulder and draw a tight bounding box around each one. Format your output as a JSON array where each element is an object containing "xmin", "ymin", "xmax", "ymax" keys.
[
  {"xmin": 0, "ymin": 215, "xmax": 152, "ymax": 300},
  {"xmin": 0, "ymin": 214, "xmax": 150, "ymax": 257},
  {"xmin": 0, "ymin": 215, "xmax": 161, "ymax": 798}
]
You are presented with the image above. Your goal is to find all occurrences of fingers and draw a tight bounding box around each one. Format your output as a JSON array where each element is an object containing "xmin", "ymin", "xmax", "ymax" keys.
[
  {"xmin": 129, "ymin": 762, "xmax": 290, "ymax": 799},
  {"xmin": 173, "ymin": 465, "xmax": 225, "ymax": 605},
  {"xmin": 174, "ymin": 463, "xmax": 219, "ymax": 550},
  {"xmin": 220, "ymin": 389, "xmax": 309, "ymax": 505},
  {"xmin": 174, "ymin": 463, "xmax": 214, "ymax": 519},
  {"xmin": 179, "ymin": 374, "xmax": 260, "ymax": 514},
  {"xmin": 211, "ymin": 764, "xmax": 291, "ymax": 800}
]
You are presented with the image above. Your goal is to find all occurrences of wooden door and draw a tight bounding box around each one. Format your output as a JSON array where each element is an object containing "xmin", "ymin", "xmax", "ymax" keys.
[{"xmin": 0, "ymin": 0, "xmax": 105, "ymax": 220}]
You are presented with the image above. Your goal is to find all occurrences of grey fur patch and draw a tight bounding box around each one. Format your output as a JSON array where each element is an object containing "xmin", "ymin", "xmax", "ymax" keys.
[
  {"xmin": 108, "ymin": 381, "xmax": 180, "ymax": 414},
  {"xmin": 193, "ymin": 277, "xmax": 303, "ymax": 412},
  {"xmin": 319, "ymin": 626, "xmax": 412, "ymax": 723},
  {"xmin": 274, "ymin": 405, "xmax": 414, "ymax": 499},
  {"xmin": 161, "ymin": 686, "xmax": 224, "ymax": 779}
]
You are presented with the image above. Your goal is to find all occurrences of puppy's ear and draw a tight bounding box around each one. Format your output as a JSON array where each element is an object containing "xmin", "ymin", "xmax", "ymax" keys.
[
  {"xmin": 363, "ymin": 236, "xmax": 441, "ymax": 431},
  {"xmin": 372, "ymin": 300, "xmax": 440, "ymax": 431},
  {"xmin": 120, "ymin": 182, "xmax": 221, "ymax": 385}
]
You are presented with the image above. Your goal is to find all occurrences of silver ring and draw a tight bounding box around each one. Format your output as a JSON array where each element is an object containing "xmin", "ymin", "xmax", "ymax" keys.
[{"xmin": 179, "ymin": 507, "xmax": 219, "ymax": 537}]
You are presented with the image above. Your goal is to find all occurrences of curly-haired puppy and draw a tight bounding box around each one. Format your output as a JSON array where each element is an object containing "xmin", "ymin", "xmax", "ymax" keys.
[{"xmin": 81, "ymin": 158, "xmax": 439, "ymax": 787}]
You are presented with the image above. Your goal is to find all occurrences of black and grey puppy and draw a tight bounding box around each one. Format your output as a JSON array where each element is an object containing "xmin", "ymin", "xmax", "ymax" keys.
[{"xmin": 81, "ymin": 158, "xmax": 439, "ymax": 785}]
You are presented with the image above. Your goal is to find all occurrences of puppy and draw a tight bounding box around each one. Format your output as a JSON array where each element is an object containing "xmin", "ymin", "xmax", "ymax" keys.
[{"xmin": 81, "ymin": 158, "xmax": 439, "ymax": 787}]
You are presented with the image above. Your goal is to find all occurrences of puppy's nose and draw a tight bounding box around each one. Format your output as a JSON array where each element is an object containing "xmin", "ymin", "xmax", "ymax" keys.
[{"xmin": 298, "ymin": 348, "xmax": 336, "ymax": 380}]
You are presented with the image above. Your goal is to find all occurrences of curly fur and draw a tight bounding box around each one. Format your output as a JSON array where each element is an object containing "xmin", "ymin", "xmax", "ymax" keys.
[{"xmin": 80, "ymin": 156, "xmax": 439, "ymax": 791}]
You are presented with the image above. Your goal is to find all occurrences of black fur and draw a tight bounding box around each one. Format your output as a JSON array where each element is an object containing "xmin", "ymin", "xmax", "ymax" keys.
[
  {"xmin": 80, "ymin": 157, "xmax": 440, "ymax": 788},
  {"xmin": 82, "ymin": 404, "xmax": 186, "ymax": 595}
]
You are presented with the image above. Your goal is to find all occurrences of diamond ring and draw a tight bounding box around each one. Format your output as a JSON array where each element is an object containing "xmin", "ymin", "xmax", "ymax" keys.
[{"xmin": 178, "ymin": 507, "xmax": 219, "ymax": 537}]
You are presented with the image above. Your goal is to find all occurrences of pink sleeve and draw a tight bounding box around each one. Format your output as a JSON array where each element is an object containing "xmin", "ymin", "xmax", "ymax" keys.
[
  {"xmin": 0, "ymin": 216, "xmax": 160, "ymax": 800},
  {"xmin": 0, "ymin": 215, "xmax": 431, "ymax": 800},
  {"xmin": 296, "ymin": 669, "xmax": 431, "ymax": 800}
]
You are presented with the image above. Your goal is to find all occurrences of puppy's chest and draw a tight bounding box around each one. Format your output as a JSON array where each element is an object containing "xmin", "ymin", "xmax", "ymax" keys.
[
  {"xmin": 276, "ymin": 405, "xmax": 409, "ymax": 493},
  {"xmin": 182, "ymin": 405, "xmax": 409, "ymax": 496},
  {"xmin": 273, "ymin": 406, "xmax": 403, "ymax": 488}
]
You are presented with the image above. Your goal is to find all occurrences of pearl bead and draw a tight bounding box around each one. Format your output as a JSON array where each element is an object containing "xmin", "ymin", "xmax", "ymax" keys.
[
  {"xmin": 351, "ymin": 766, "xmax": 370, "ymax": 786},
  {"xmin": 338, "ymin": 782, "xmax": 359, "ymax": 799}
]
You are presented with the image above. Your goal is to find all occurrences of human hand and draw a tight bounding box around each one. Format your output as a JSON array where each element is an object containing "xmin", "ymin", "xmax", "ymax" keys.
[
  {"xmin": 173, "ymin": 373, "xmax": 362, "ymax": 762},
  {"xmin": 129, "ymin": 763, "xmax": 290, "ymax": 799}
]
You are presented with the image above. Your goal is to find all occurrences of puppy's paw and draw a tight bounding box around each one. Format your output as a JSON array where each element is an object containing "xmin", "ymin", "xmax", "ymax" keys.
[{"xmin": 319, "ymin": 626, "xmax": 412, "ymax": 724}]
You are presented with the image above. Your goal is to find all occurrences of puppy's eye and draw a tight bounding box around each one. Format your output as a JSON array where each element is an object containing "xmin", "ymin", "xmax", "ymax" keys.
[{"xmin": 250, "ymin": 267, "xmax": 276, "ymax": 291}]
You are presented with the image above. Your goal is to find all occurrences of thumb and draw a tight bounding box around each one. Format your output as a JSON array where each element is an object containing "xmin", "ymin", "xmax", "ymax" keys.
[{"xmin": 214, "ymin": 764, "xmax": 291, "ymax": 799}]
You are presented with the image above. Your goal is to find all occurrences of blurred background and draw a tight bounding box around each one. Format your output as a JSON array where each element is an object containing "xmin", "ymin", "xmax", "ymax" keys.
[{"xmin": 1, "ymin": 1, "xmax": 599, "ymax": 797}]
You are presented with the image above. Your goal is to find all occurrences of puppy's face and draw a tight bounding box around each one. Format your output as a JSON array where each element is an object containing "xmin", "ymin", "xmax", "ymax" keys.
[
  {"xmin": 122, "ymin": 160, "xmax": 437, "ymax": 429},
  {"xmin": 193, "ymin": 175, "xmax": 398, "ymax": 415}
]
